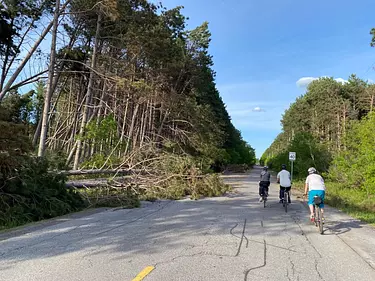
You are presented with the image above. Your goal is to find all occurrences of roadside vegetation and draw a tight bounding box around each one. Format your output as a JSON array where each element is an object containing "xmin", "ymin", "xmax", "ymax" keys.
[
  {"xmin": 0, "ymin": 0, "xmax": 254, "ymax": 230},
  {"xmin": 261, "ymin": 32, "xmax": 375, "ymax": 223},
  {"xmin": 292, "ymin": 181, "xmax": 375, "ymax": 225}
]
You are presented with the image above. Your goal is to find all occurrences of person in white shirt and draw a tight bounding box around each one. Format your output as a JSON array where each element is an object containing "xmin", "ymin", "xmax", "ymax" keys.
[
  {"xmin": 277, "ymin": 164, "xmax": 291, "ymax": 204},
  {"xmin": 303, "ymin": 167, "xmax": 326, "ymax": 222}
]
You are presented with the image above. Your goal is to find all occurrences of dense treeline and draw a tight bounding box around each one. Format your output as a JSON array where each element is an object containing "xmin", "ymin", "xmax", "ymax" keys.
[
  {"xmin": 0, "ymin": 0, "xmax": 255, "ymax": 169},
  {"xmin": 262, "ymin": 74, "xmax": 375, "ymax": 193},
  {"xmin": 0, "ymin": 0, "xmax": 255, "ymax": 228}
]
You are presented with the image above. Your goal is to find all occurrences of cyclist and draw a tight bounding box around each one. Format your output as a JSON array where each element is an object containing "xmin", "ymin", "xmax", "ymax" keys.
[
  {"xmin": 277, "ymin": 164, "xmax": 291, "ymax": 204},
  {"xmin": 303, "ymin": 167, "xmax": 326, "ymax": 222},
  {"xmin": 259, "ymin": 166, "xmax": 271, "ymax": 202}
]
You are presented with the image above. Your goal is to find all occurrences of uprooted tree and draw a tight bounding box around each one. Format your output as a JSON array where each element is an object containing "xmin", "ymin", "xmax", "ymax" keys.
[{"xmin": 0, "ymin": 0, "xmax": 255, "ymax": 228}]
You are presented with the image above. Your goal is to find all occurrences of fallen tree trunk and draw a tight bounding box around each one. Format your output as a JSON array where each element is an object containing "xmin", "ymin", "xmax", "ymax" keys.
[
  {"xmin": 66, "ymin": 175, "xmax": 132, "ymax": 188},
  {"xmin": 59, "ymin": 169, "xmax": 144, "ymax": 176}
]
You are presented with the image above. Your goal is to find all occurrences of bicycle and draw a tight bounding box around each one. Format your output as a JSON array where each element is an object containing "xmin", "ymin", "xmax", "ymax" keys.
[
  {"xmin": 283, "ymin": 188, "xmax": 291, "ymax": 213},
  {"xmin": 262, "ymin": 192, "xmax": 268, "ymax": 208},
  {"xmin": 302, "ymin": 194, "xmax": 324, "ymax": 234},
  {"xmin": 312, "ymin": 195, "xmax": 324, "ymax": 234},
  {"xmin": 259, "ymin": 183, "xmax": 268, "ymax": 208}
]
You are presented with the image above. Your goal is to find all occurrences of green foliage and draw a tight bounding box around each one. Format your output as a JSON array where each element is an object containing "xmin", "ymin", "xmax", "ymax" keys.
[
  {"xmin": 264, "ymin": 68, "xmax": 375, "ymax": 221},
  {"xmin": 370, "ymin": 27, "xmax": 375, "ymax": 47},
  {"xmin": 141, "ymin": 173, "xmax": 231, "ymax": 201},
  {"xmin": 0, "ymin": 158, "xmax": 85, "ymax": 229},
  {"xmin": 326, "ymin": 187, "xmax": 375, "ymax": 225},
  {"xmin": 322, "ymin": 182, "xmax": 375, "ymax": 224},
  {"xmin": 263, "ymin": 75, "xmax": 374, "ymax": 178},
  {"xmin": 45, "ymin": 150, "xmax": 70, "ymax": 171},
  {"xmin": 81, "ymin": 154, "xmax": 121, "ymax": 170},
  {"xmin": 265, "ymin": 132, "xmax": 331, "ymax": 179},
  {"xmin": 0, "ymin": 2, "xmax": 16, "ymax": 56},
  {"xmin": 85, "ymin": 114, "xmax": 118, "ymax": 142},
  {"xmin": 57, "ymin": 0, "xmax": 255, "ymax": 172},
  {"xmin": 1, "ymin": 0, "xmax": 255, "ymax": 230},
  {"xmin": 292, "ymin": 180, "xmax": 375, "ymax": 224},
  {"xmin": 137, "ymin": 153, "xmax": 231, "ymax": 200},
  {"xmin": 329, "ymin": 112, "xmax": 375, "ymax": 194},
  {"xmin": 0, "ymin": 101, "xmax": 85, "ymax": 230},
  {"xmin": 1, "ymin": 91, "xmax": 35, "ymax": 124},
  {"xmin": 0, "ymin": 104, "xmax": 31, "ymax": 174}
]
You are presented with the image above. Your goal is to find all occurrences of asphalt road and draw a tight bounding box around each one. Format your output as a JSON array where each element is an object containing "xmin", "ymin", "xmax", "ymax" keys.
[{"xmin": 1, "ymin": 166, "xmax": 375, "ymax": 281}]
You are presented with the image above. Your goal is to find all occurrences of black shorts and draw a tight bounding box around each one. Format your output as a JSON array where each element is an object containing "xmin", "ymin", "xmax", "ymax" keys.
[
  {"xmin": 260, "ymin": 181, "xmax": 270, "ymax": 188},
  {"xmin": 280, "ymin": 186, "xmax": 291, "ymax": 191}
]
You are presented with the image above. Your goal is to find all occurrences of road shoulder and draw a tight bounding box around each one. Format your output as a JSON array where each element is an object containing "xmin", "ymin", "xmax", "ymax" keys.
[{"xmin": 292, "ymin": 187, "xmax": 375, "ymax": 270}]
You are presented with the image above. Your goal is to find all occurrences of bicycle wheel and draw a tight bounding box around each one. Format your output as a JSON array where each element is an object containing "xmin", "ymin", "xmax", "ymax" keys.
[
  {"xmin": 284, "ymin": 191, "xmax": 288, "ymax": 213},
  {"xmin": 263, "ymin": 196, "xmax": 266, "ymax": 208},
  {"xmin": 317, "ymin": 207, "xmax": 323, "ymax": 234},
  {"xmin": 314, "ymin": 206, "xmax": 318, "ymax": 227}
]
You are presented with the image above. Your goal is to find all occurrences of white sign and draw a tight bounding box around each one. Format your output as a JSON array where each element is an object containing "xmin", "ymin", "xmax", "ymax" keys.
[{"xmin": 289, "ymin": 152, "xmax": 296, "ymax": 161}]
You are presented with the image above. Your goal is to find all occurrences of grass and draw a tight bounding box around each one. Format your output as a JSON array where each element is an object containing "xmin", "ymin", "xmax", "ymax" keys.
[{"xmin": 292, "ymin": 180, "xmax": 375, "ymax": 225}]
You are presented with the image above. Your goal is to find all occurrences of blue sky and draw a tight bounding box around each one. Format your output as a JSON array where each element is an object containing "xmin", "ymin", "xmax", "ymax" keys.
[{"xmin": 153, "ymin": 0, "xmax": 375, "ymax": 158}]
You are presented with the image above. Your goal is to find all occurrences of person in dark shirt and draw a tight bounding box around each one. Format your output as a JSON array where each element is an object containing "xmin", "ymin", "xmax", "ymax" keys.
[{"xmin": 259, "ymin": 166, "xmax": 271, "ymax": 202}]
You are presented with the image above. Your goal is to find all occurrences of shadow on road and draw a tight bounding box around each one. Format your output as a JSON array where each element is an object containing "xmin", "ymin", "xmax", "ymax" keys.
[{"xmin": 0, "ymin": 166, "xmax": 367, "ymax": 265}]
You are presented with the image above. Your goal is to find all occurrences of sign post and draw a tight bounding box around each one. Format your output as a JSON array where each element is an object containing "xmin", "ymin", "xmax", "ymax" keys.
[{"xmin": 289, "ymin": 152, "xmax": 296, "ymax": 183}]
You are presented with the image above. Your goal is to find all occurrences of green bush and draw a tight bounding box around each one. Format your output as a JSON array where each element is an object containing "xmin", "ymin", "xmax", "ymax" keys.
[
  {"xmin": 0, "ymin": 103, "xmax": 85, "ymax": 230},
  {"xmin": 0, "ymin": 158, "xmax": 86, "ymax": 229},
  {"xmin": 325, "ymin": 183, "xmax": 375, "ymax": 224}
]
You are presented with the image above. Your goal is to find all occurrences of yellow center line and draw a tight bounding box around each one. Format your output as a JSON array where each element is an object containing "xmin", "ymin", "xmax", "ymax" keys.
[{"xmin": 132, "ymin": 266, "xmax": 155, "ymax": 281}]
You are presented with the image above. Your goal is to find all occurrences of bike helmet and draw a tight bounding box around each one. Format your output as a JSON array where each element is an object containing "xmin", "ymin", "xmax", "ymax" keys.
[
  {"xmin": 281, "ymin": 164, "xmax": 286, "ymax": 169},
  {"xmin": 308, "ymin": 167, "xmax": 316, "ymax": 174},
  {"xmin": 263, "ymin": 166, "xmax": 268, "ymax": 170}
]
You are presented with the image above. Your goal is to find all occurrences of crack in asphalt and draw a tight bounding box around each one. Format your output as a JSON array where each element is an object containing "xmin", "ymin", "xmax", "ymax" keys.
[
  {"xmin": 155, "ymin": 219, "xmax": 249, "ymax": 269},
  {"xmin": 284, "ymin": 219, "xmax": 296, "ymax": 281},
  {"xmin": 247, "ymin": 238, "xmax": 297, "ymax": 253},
  {"xmin": 154, "ymin": 251, "xmax": 233, "ymax": 268},
  {"xmin": 230, "ymin": 223, "xmax": 240, "ymax": 238},
  {"xmin": 229, "ymin": 220, "xmax": 249, "ymax": 256},
  {"xmin": 292, "ymin": 213, "xmax": 325, "ymax": 280},
  {"xmin": 290, "ymin": 259, "xmax": 296, "ymax": 277},
  {"xmin": 315, "ymin": 259, "xmax": 324, "ymax": 280},
  {"xmin": 292, "ymin": 215, "xmax": 322, "ymax": 258},
  {"xmin": 235, "ymin": 219, "xmax": 247, "ymax": 257},
  {"xmin": 244, "ymin": 239, "xmax": 267, "ymax": 281},
  {"xmin": 286, "ymin": 268, "xmax": 292, "ymax": 281}
]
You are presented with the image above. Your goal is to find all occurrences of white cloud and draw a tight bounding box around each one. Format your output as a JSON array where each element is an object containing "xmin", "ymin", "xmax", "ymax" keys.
[
  {"xmin": 335, "ymin": 78, "xmax": 348, "ymax": 84},
  {"xmin": 252, "ymin": 107, "xmax": 265, "ymax": 112},
  {"xmin": 296, "ymin": 76, "xmax": 348, "ymax": 87},
  {"xmin": 296, "ymin": 77, "xmax": 318, "ymax": 87}
]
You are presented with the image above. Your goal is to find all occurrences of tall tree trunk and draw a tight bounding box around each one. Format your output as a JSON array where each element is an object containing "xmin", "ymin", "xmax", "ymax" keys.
[
  {"xmin": 120, "ymin": 95, "xmax": 129, "ymax": 142},
  {"xmin": 38, "ymin": 0, "xmax": 60, "ymax": 157},
  {"xmin": 124, "ymin": 103, "xmax": 139, "ymax": 154},
  {"xmin": 337, "ymin": 113, "xmax": 341, "ymax": 151},
  {"xmin": 73, "ymin": 12, "xmax": 102, "ymax": 169},
  {"xmin": 33, "ymin": 117, "xmax": 43, "ymax": 147},
  {"xmin": 91, "ymin": 82, "xmax": 107, "ymax": 156}
]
